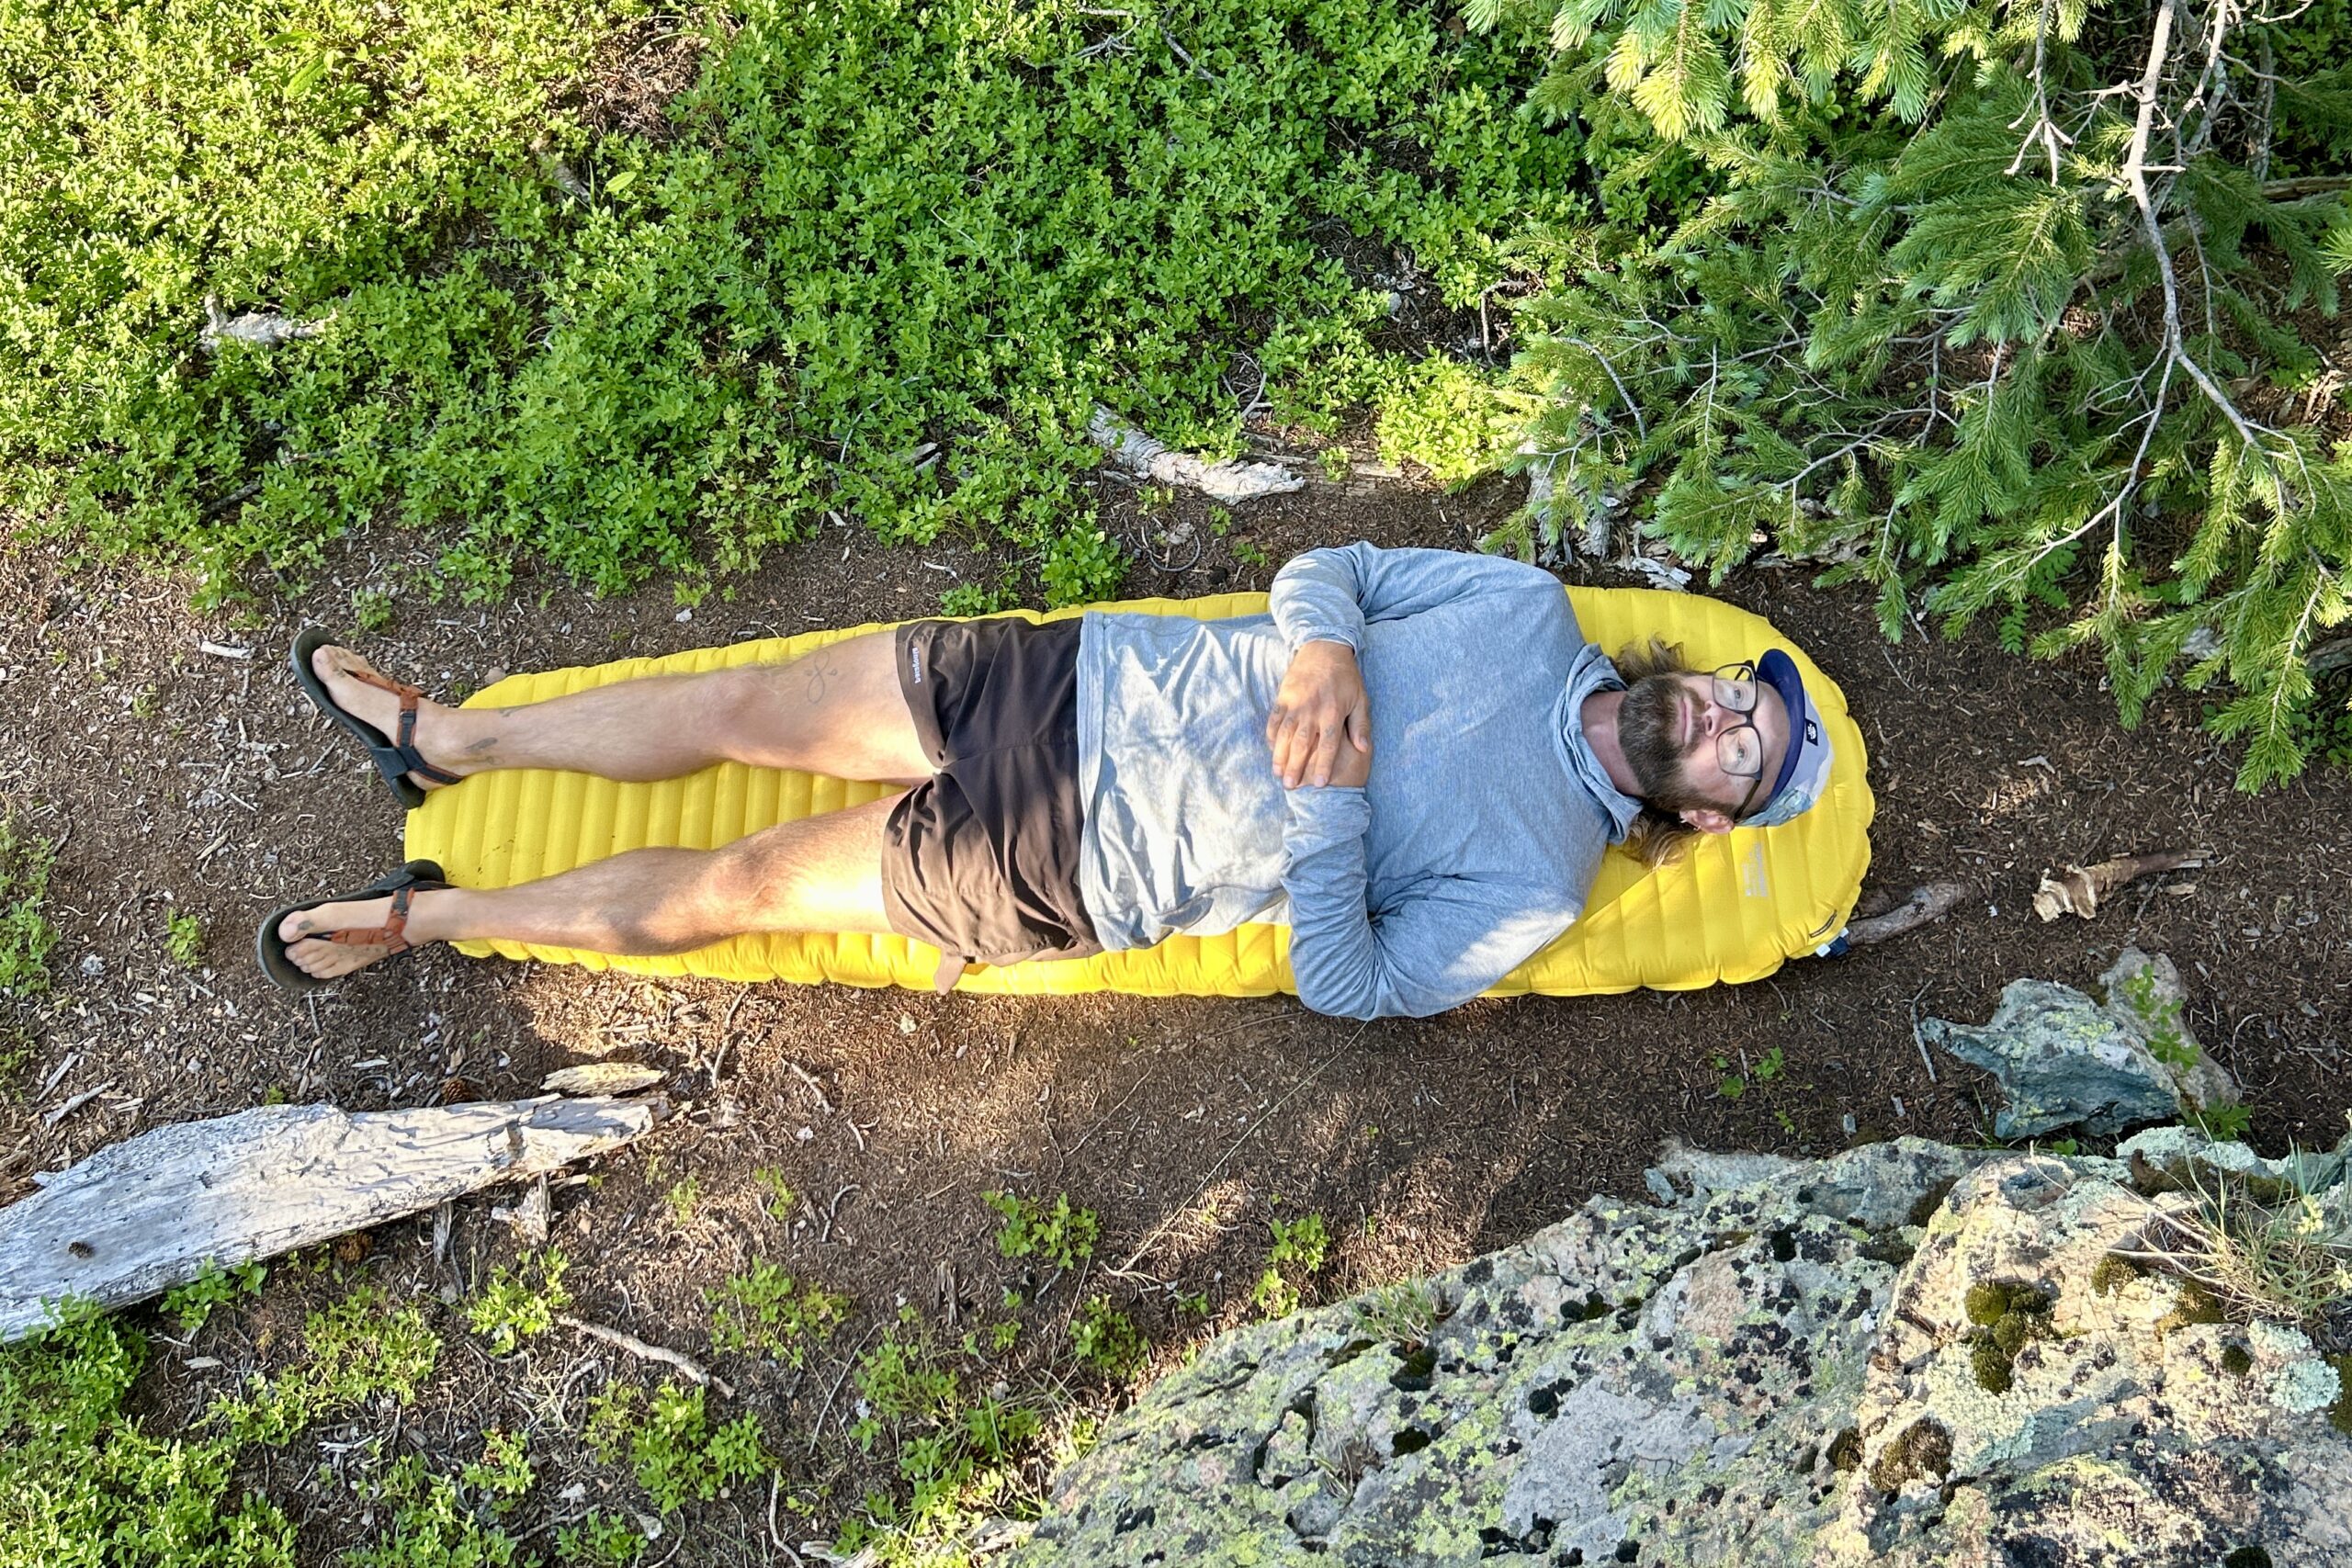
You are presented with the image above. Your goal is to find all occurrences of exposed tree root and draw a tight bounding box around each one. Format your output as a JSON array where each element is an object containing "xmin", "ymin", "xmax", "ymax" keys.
[{"xmin": 1844, "ymin": 882, "xmax": 1970, "ymax": 946}]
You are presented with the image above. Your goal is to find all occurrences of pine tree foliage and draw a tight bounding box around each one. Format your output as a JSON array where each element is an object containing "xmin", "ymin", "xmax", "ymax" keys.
[{"xmin": 1476, "ymin": 0, "xmax": 2352, "ymax": 786}]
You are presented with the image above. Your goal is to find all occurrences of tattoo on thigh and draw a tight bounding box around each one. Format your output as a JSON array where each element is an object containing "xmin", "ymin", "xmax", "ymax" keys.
[{"xmin": 797, "ymin": 654, "xmax": 836, "ymax": 707}]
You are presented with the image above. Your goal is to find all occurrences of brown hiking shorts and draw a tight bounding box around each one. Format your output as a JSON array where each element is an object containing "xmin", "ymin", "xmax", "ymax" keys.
[{"xmin": 878, "ymin": 617, "xmax": 1102, "ymax": 968}]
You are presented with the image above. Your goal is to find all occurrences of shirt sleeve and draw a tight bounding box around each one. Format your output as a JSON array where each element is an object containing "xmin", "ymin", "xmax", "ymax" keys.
[
  {"xmin": 1267, "ymin": 541, "xmax": 1564, "ymax": 652},
  {"xmin": 1281, "ymin": 785, "xmax": 1573, "ymax": 1021}
]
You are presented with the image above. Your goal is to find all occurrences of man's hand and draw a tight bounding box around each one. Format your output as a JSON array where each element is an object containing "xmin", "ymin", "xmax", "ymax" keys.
[{"xmin": 1267, "ymin": 640, "xmax": 1372, "ymax": 788}]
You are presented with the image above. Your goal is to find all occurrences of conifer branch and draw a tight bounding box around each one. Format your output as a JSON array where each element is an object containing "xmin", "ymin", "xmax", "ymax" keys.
[
  {"xmin": 2118, "ymin": 0, "xmax": 2273, "ymax": 457},
  {"xmin": 2007, "ymin": 0, "xmax": 2074, "ymax": 184}
]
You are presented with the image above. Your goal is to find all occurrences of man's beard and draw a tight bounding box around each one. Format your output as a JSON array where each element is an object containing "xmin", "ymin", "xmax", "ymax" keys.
[{"xmin": 1618, "ymin": 676, "xmax": 1713, "ymax": 813}]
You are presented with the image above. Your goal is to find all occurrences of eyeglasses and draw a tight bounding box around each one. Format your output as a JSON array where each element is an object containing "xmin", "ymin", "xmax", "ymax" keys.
[{"xmin": 1709, "ymin": 663, "xmax": 1769, "ymax": 819}]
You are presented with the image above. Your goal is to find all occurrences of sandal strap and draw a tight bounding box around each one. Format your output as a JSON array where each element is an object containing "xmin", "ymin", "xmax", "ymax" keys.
[
  {"xmin": 324, "ymin": 885, "xmax": 419, "ymax": 953},
  {"xmin": 337, "ymin": 660, "xmax": 461, "ymax": 787},
  {"xmin": 395, "ymin": 697, "xmax": 463, "ymax": 786}
]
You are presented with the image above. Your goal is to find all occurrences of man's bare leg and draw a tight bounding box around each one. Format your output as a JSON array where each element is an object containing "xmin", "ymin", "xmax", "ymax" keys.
[
  {"xmin": 310, "ymin": 631, "xmax": 930, "ymax": 788},
  {"xmin": 277, "ymin": 797, "xmax": 900, "ymax": 981}
]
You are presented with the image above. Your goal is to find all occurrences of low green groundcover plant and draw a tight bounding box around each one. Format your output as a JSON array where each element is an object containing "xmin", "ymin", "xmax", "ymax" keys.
[
  {"xmin": 4, "ymin": 0, "xmax": 1577, "ymax": 605},
  {"xmin": 0, "ymin": 1285, "xmax": 442, "ymax": 1567}
]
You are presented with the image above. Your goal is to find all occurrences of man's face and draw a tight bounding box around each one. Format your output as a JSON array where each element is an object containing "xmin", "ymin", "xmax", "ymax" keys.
[{"xmin": 1621, "ymin": 671, "xmax": 1791, "ymax": 822}]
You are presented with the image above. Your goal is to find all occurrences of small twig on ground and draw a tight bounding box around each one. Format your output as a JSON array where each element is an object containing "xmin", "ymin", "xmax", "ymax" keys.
[
  {"xmin": 785, "ymin": 1060, "xmax": 835, "ymax": 1116},
  {"xmin": 807, "ymin": 1322, "xmax": 882, "ymax": 1453},
  {"xmin": 42, "ymin": 1082, "xmax": 113, "ymax": 1128},
  {"xmin": 820, "ymin": 1184, "xmax": 858, "ymax": 1245},
  {"xmin": 554, "ymin": 1314, "xmax": 734, "ymax": 1398}
]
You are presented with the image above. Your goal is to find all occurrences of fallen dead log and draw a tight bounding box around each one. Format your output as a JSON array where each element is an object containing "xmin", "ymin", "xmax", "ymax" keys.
[
  {"xmin": 1087, "ymin": 405, "xmax": 1304, "ymax": 502},
  {"xmin": 0, "ymin": 1096, "xmax": 658, "ymax": 1342},
  {"xmin": 199, "ymin": 295, "xmax": 329, "ymax": 351},
  {"xmin": 2031, "ymin": 849, "xmax": 2206, "ymax": 922},
  {"xmin": 1842, "ymin": 881, "xmax": 1970, "ymax": 946}
]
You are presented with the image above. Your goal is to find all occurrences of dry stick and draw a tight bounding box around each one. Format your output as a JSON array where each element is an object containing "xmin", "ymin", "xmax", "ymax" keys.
[
  {"xmin": 785, "ymin": 1060, "xmax": 835, "ymax": 1116},
  {"xmin": 1843, "ymin": 882, "xmax": 1971, "ymax": 947},
  {"xmin": 2007, "ymin": 0, "xmax": 2072, "ymax": 181},
  {"xmin": 766, "ymin": 1472, "xmax": 807, "ymax": 1566},
  {"xmin": 2122, "ymin": 0, "xmax": 2267, "ymax": 457},
  {"xmin": 555, "ymin": 1314, "xmax": 734, "ymax": 1398},
  {"xmin": 1106, "ymin": 1025, "xmax": 1366, "ymax": 1281},
  {"xmin": 807, "ymin": 1322, "xmax": 883, "ymax": 1453}
]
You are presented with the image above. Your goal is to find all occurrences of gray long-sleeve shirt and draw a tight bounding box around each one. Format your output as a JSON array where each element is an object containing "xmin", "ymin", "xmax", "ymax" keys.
[{"xmin": 1073, "ymin": 543, "xmax": 1642, "ymax": 1020}]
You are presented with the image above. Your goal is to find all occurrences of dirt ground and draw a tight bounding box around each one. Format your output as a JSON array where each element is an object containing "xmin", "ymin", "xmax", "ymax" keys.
[{"xmin": 5, "ymin": 458, "xmax": 2350, "ymax": 1555}]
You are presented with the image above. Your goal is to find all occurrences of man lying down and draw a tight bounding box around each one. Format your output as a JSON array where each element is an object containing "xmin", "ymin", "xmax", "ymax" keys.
[{"xmin": 259, "ymin": 542, "xmax": 1832, "ymax": 1020}]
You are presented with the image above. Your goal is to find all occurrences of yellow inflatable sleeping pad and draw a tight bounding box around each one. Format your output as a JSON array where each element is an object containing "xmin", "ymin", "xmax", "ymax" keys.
[{"xmin": 403, "ymin": 588, "xmax": 1872, "ymax": 998}]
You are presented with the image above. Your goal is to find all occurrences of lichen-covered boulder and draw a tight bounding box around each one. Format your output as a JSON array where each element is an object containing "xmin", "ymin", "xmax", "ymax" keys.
[{"xmin": 1012, "ymin": 1134, "xmax": 2352, "ymax": 1568}]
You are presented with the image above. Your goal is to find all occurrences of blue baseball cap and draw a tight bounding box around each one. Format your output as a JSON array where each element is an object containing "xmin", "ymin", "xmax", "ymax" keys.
[{"xmin": 1744, "ymin": 649, "xmax": 1833, "ymax": 828}]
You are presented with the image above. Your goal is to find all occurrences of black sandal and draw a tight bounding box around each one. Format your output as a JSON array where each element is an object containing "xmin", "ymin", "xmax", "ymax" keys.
[
  {"xmin": 291, "ymin": 626, "xmax": 462, "ymax": 810},
  {"xmin": 256, "ymin": 860, "xmax": 448, "ymax": 994}
]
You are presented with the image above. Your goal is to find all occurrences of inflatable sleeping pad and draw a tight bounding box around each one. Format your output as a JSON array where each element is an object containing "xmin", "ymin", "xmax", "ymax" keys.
[{"xmin": 402, "ymin": 590, "xmax": 1871, "ymax": 998}]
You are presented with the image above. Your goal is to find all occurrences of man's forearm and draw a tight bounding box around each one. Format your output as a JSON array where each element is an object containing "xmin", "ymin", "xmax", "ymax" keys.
[{"xmin": 1280, "ymin": 784, "xmax": 1386, "ymax": 1020}]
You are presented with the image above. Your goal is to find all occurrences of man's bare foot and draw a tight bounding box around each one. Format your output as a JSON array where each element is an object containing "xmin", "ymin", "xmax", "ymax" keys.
[
  {"xmin": 277, "ymin": 894, "xmax": 435, "ymax": 979},
  {"xmin": 310, "ymin": 646, "xmax": 466, "ymax": 791}
]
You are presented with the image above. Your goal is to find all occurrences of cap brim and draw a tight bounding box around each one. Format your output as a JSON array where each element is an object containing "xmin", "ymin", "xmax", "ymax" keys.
[{"xmin": 1749, "ymin": 649, "xmax": 1811, "ymax": 822}]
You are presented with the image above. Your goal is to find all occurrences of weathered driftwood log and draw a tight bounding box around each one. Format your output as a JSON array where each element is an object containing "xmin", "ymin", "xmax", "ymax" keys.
[
  {"xmin": 1087, "ymin": 406, "xmax": 1304, "ymax": 502},
  {"xmin": 1843, "ymin": 881, "xmax": 1970, "ymax": 946},
  {"xmin": 0, "ymin": 1096, "xmax": 658, "ymax": 1342}
]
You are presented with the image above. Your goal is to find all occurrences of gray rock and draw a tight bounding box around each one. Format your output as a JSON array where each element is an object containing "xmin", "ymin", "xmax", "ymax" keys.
[
  {"xmin": 1919, "ymin": 979, "xmax": 2180, "ymax": 1137},
  {"xmin": 2099, "ymin": 947, "xmax": 2240, "ymax": 1112},
  {"xmin": 1014, "ymin": 1135, "xmax": 2352, "ymax": 1567}
]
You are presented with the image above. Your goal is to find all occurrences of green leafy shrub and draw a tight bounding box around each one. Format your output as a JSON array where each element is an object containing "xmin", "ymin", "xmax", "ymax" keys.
[
  {"xmin": 706, "ymin": 1260, "xmax": 849, "ymax": 1368},
  {"xmin": 220, "ymin": 1285, "xmax": 441, "ymax": 1446},
  {"xmin": 3, "ymin": 1283, "xmax": 445, "ymax": 1565},
  {"xmin": 1374, "ymin": 355, "xmax": 1527, "ymax": 485},
  {"xmin": 0, "ymin": 1302, "xmax": 296, "ymax": 1567},
  {"xmin": 0, "ymin": 0, "xmax": 640, "ymax": 599},
  {"xmin": 1070, "ymin": 1296, "xmax": 1146, "ymax": 1381},
  {"xmin": 346, "ymin": 1438, "xmax": 535, "ymax": 1567},
  {"xmin": 164, "ymin": 1258, "xmax": 267, "ymax": 1334},
  {"xmin": 1252, "ymin": 1211, "xmax": 1332, "ymax": 1317},
  {"xmin": 165, "ymin": 908, "xmax": 205, "ymax": 968},
  {"xmin": 837, "ymin": 1313, "xmax": 1046, "ymax": 1566},
  {"xmin": 9, "ymin": 0, "xmax": 1577, "ymax": 604},
  {"xmin": 586, "ymin": 1381, "xmax": 766, "ymax": 1516},
  {"xmin": 1477, "ymin": 0, "xmax": 2352, "ymax": 787},
  {"xmin": 0, "ymin": 814, "xmax": 58, "ymax": 1001},
  {"xmin": 1038, "ymin": 522, "xmax": 1129, "ymax": 609},
  {"xmin": 938, "ymin": 573, "xmax": 1020, "ymax": 617},
  {"xmin": 983, "ymin": 1190, "xmax": 1099, "ymax": 1269},
  {"xmin": 464, "ymin": 1247, "xmax": 572, "ymax": 1355},
  {"xmin": 554, "ymin": 1510, "xmax": 646, "ymax": 1567}
]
